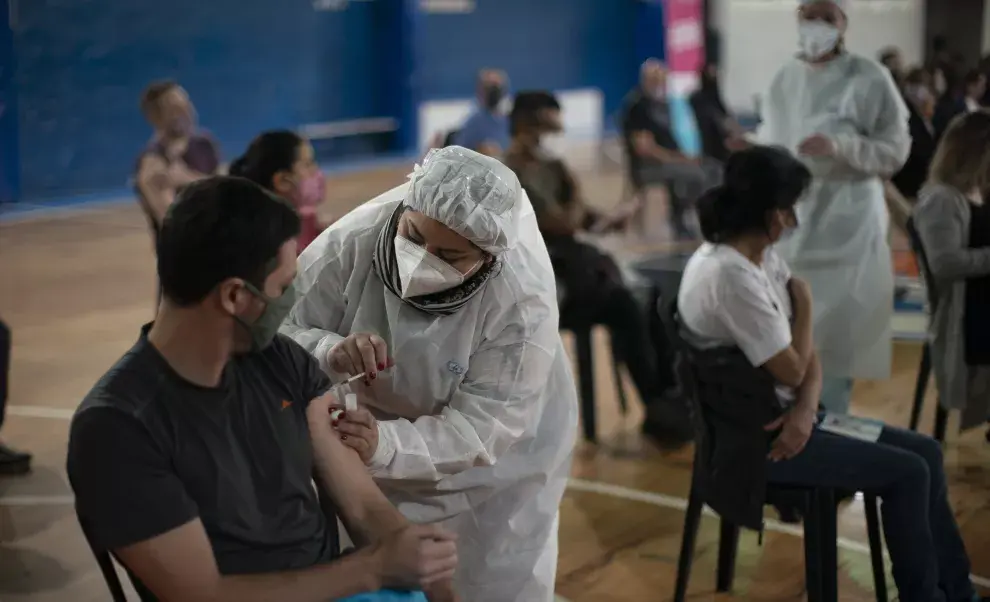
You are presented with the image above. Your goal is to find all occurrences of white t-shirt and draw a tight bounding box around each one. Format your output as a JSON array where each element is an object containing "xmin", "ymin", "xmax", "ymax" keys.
[{"xmin": 677, "ymin": 243, "xmax": 795, "ymax": 400}]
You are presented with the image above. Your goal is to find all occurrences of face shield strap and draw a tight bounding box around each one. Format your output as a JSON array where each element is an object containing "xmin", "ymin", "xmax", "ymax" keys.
[{"xmin": 373, "ymin": 203, "xmax": 501, "ymax": 317}]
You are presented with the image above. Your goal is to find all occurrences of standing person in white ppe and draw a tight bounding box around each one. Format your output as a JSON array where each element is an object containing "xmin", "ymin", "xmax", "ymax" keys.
[
  {"xmin": 751, "ymin": 0, "xmax": 911, "ymax": 413},
  {"xmin": 280, "ymin": 145, "xmax": 578, "ymax": 602}
]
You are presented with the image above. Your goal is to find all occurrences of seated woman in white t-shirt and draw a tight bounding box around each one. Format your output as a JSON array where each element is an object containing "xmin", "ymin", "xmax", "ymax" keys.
[{"xmin": 677, "ymin": 146, "xmax": 985, "ymax": 602}]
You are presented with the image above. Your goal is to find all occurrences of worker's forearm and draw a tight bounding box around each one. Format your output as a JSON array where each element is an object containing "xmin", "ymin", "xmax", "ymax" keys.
[{"xmin": 206, "ymin": 549, "xmax": 381, "ymax": 602}]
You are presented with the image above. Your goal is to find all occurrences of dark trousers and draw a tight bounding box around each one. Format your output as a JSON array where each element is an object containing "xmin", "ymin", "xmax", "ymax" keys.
[
  {"xmin": 766, "ymin": 424, "xmax": 975, "ymax": 602},
  {"xmin": 0, "ymin": 319, "xmax": 9, "ymax": 431},
  {"xmin": 553, "ymin": 238, "xmax": 676, "ymax": 404}
]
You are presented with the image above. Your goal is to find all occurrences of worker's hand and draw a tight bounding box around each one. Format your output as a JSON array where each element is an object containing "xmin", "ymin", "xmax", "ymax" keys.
[
  {"xmin": 335, "ymin": 406, "xmax": 380, "ymax": 465},
  {"xmin": 327, "ymin": 333, "xmax": 393, "ymax": 380},
  {"xmin": 371, "ymin": 524, "xmax": 458, "ymax": 591},
  {"xmin": 797, "ymin": 133, "xmax": 836, "ymax": 157},
  {"xmin": 765, "ymin": 406, "xmax": 815, "ymax": 461},
  {"xmin": 306, "ymin": 391, "xmax": 344, "ymax": 457}
]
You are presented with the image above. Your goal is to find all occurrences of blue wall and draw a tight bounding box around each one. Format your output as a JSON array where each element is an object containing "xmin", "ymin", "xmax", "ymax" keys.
[
  {"xmin": 12, "ymin": 0, "xmax": 655, "ymax": 203},
  {"xmin": 418, "ymin": 0, "xmax": 640, "ymax": 119}
]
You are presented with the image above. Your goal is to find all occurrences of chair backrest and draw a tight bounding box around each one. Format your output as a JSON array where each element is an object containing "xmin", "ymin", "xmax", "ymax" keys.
[
  {"xmin": 905, "ymin": 216, "xmax": 940, "ymax": 312},
  {"xmin": 79, "ymin": 517, "xmax": 157, "ymax": 602},
  {"xmin": 655, "ymin": 293, "xmax": 707, "ymax": 445}
]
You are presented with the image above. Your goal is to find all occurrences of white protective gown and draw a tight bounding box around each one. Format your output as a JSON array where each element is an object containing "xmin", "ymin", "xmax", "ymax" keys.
[
  {"xmin": 281, "ymin": 149, "xmax": 578, "ymax": 602},
  {"xmin": 757, "ymin": 53, "xmax": 911, "ymax": 379}
]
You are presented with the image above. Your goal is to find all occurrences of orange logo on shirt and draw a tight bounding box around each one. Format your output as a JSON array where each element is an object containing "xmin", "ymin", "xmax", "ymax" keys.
[{"xmin": 281, "ymin": 400, "xmax": 292, "ymax": 411}]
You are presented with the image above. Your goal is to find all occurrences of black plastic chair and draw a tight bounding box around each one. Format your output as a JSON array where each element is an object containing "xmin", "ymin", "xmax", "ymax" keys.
[
  {"xmin": 568, "ymin": 326, "xmax": 629, "ymax": 443},
  {"xmin": 904, "ymin": 217, "xmax": 949, "ymax": 442},
  {"xmin": 658, "ymin": 297, "xmax": 888, "ymax": 602}
]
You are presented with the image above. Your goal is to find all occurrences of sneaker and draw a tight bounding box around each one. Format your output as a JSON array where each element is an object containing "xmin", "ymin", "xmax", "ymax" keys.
[{"xmin": 0, "ymin": 442, "xmax": 32, "ymax": 475}]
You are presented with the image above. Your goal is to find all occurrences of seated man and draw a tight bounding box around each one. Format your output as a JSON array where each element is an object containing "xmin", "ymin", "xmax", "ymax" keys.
[
  {"xmin": 621, "ymin": 59, "xmax": 723, "ymax": 239},
  {"xmin": 678, "ymin": 145, "xmax": 986, "ymax": 602},
  {"xmin": 67, "ymin": 177, "xmax": 458, "ymax": 602},
  {"xmin": 135, "ymin": 80, "xmax": 221, "ymax": 244},
  {"xmin": 451, "ymin": 69, "xmax": 510, "ymax": 157},
  {"xmin": 503, "ymin": 90, "xmax": 692, "ymax": 446}
]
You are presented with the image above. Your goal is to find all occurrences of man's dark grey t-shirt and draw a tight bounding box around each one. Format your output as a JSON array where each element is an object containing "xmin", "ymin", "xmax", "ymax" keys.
[{"xmin": 67, "ymin": 325, "xmax": 338, "ymax": 575}]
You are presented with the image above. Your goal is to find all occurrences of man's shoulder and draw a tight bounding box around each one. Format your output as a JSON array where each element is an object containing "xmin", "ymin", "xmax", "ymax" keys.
[{"xmin": 72, "ymin": 338, "xmax": 165, "ymax": 435}]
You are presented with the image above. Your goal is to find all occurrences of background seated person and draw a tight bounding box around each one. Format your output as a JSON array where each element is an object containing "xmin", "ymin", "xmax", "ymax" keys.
[
  {"xmin": 892, "ymin": 68, "xmax": 938, "ymax": 200},
  {"xmin": 621, "ymin": 59, "xmax": 724, "ymax": 239},
  {"xmin": 451, "ymin": 68, "xmax": 509, "ymax": 157},
  {"xmin": 688, "ymin": 62, "xmax": 741, "ymax": 165},
  {"xmin": 136, "ymin": 80, "xmax": 220, "ymax": 237},
  {"xmin": 230, "ymin": 130, "xmax": 332, "ymax": 254},
  {"xmin": 504, "ymin": 90, "xmax": 692, "ymax": 445},
  {"xmin": 678, "ymin": 146, "xmax": 985, "ymax": 602},
  {"xmin": 67, "ymin": 178, "xmax": 457, "ymax": 602},
  {"xmin": 914, "ymin": 110, "xmax": 990, "ymax": 438},
  {"xmin": 933, "ymin": 70, "xmax": 986, "ymax": 141}
]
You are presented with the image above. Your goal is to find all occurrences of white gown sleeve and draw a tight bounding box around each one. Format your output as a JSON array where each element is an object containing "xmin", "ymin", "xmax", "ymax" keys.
[
  {"xmin": 369, "ymin": 310, "xmax": 559, "ymax": 484},
  {"xmin": 831, "ymin": 68, "xmax": 911, "ymax": 177},
  {"xmin": 280, "ymin": 233, "xmax": 353, "ymax": 376},
  {"xmin": 749, "ymin": 66, "xmax": 787, "ymax": 146}
]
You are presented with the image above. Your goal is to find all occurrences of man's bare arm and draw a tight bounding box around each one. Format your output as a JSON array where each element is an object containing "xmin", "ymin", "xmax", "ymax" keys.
[
  {"xmin": 136, "ymin": 155, "xmax": 177, "ymax": 225},
  {"xmin": 310, "ymin": 416, "xmax": 408, "ymax": 548},
  {"xmin": 115, "ymin": 518, "xmax": 381, "ymax": 602}
]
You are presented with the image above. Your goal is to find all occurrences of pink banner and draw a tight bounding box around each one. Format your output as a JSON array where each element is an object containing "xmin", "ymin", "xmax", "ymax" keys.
[{"xmin": 665, "ymin": 0, "xmax": 705, "ymax": 78}]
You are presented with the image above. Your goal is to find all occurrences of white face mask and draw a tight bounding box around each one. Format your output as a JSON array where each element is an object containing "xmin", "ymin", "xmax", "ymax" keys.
[
  {"xmin": 394, "ymin": 235, "xmax": 480, "ymax": 299},
  {"xmin": 798, "ymin": 21, "xmax": 840, "ymax": 61}
]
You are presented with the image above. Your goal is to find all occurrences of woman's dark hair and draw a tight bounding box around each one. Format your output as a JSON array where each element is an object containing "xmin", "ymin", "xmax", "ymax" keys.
[
  {"xmin": 696, "ymin": 145, "xmax": 811, "ymax": 243},
  {"xmin": 229, "ymin": 130, "xmax": 303, "ymax": 191}
]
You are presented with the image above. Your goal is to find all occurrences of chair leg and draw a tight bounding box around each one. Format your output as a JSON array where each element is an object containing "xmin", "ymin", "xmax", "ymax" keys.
[
  {"xmin": 715, "ymin": 519, "xmax": 740, "ymax": 592},
  {"xmin": 803, "ymin": 491, "xmax": 824, "ymax": 602},
  {"xmin": 574, "ymin": 328, "xmax": 597, "ymax": 443},
  {"xmin": 611, "ymin": 357, "xmax": 629, "ymax": 416},
  {"xmin": 818, "ymin": 489, "xmax": 839, "ymax": 602},
  {"xmin": 933, "ymin": 403, "xmax": 948, "ymax": 443},
  {"xmin": 909, "ymin": 343, "xmax": 931, "ymax": 431},
  {"xmin": 864, "ymin": 495, "xmax": 888, "ymax": 602},
  {"xmin": 673, "ymin": 486, "xmax": 705, "ymax": 602}
]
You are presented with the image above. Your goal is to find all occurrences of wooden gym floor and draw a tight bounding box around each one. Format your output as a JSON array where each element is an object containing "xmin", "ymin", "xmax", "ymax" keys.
[{"xmin": 0, "ymin": 161, "xmax": 987, "ymax": 602}]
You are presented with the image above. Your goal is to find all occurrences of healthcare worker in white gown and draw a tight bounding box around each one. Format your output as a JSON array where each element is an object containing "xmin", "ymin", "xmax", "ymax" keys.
[
  {"xmin": 280, "ymin": 146, "xmax": 578, "ymax": 602},
  {"xmin": 754, "ymin": 0, "xmax": 911, "ymax": 413}
]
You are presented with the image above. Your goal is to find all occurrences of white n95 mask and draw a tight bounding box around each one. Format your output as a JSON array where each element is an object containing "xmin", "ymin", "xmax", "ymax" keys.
[
  {"xmin": 798, "ymin": 21, "xmax": 840, "ymax": 61},
  {"xmin": 394, "ymin": 236, "xmax": 478, "ymax": 299}
]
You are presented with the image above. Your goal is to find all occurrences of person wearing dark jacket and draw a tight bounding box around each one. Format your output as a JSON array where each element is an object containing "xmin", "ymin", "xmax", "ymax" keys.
[
  {"xmin": 893, "ymin": 68, "xmax": 937, "ymax": 199},
  {"xmin": 676, "ymin": 145, "xmax": 986, "ymax": 602},
  {"xmin": 689, "ymin": 63, "xmax": 738, "ymax": 164}
]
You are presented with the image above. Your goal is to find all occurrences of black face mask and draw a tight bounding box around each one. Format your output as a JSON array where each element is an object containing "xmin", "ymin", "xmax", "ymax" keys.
[{"xmin": 484, "ymin": 86, "xmax": 504, "ymax": 110}]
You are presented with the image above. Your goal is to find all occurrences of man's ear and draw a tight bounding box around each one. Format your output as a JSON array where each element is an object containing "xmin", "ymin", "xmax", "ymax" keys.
[{"xmin": 216, "ymin": 278, "xmax": 247, "ymax": 316}]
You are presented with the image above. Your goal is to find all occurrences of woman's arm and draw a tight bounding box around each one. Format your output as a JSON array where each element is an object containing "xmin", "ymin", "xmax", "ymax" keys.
[{"xmin": 914, "ymin": 191, "xmax": 990, "ymax": 284}]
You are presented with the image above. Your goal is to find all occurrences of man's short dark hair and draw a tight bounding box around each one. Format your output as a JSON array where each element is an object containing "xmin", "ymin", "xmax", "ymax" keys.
[
  {"xmin": 140, "ymin": 80, "xmax": 179, "ymax": 119},
  {"xmin": 157, "ymin": 176, "xmax": 301, "ymax": 306},
  {"xmin": 509, "ymin": 90, "xmax": 561, "ymax": 136}
]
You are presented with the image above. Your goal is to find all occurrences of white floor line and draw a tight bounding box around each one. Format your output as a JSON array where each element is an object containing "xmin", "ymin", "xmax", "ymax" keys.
[
  {"xmin": 0, "ymin": 495, "xmax": 75, "ymax": 506},
  {"xmin": 567, "ymin": 477, "xmax": 990, "ymax": 589},
  {"xmin": 7, "ymin": 405, "xmax": 75, "ymax": 420}
]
